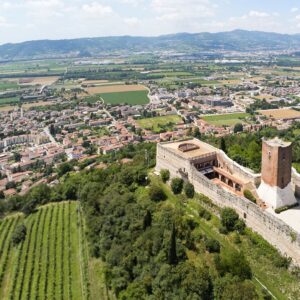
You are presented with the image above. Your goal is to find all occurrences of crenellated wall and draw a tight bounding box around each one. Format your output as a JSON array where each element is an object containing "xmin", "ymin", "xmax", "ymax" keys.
[{"xmin": 156, "ymin": 142, "xmax": 300, "ymax": 265}]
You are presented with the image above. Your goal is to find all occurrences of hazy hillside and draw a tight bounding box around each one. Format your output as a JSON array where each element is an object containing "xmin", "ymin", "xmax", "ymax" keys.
[{"xmin": 1, "ymin": 30, "xmax": 300, "ymax": 61}]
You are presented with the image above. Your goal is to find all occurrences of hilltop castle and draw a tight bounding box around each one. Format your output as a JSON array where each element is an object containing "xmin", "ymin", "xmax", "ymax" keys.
[{"xmin": 156, "ymin": 138, "xmax": 300, "ymax": 264}]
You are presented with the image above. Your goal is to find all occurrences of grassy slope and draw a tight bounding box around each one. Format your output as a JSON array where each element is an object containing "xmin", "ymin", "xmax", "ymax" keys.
[
  {"xmin": 149, "ymin": 175, "xmax": 300, "ymax": 300},
  {"xmin": 0, "ymin": 201, "xmax": 92, "ymax": 300},
  {"xmin": 100, "ymin": 90, "xmax": 149, "ymax": 105}
]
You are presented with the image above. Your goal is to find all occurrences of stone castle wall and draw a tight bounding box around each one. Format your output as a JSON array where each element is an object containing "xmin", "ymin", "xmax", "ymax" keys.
[{"xmin": 156, "ymin": 143, "xmax": 300, "ymax": 265}]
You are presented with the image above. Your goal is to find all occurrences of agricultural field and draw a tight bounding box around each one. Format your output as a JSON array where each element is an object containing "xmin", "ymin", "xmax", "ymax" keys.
[
  {"xmin": 85, "ymin": 84, "xmax": 147, "ymax": 95},
  {"xmin": 137, "ymin": 115, "xmax": 182, "ymax": 133},
  {"xmin": 0, "ymin": 97, "xmax": 20, "ymax": 106},
  {"xmin": 0, "ymin": 81, "xmax": 19, "ymax": 91},
  {"xmin": 19, "ymin": 76, "xmax": 59, "ymax": 86},
  {"xmin": 259, "ymin": 108, "xmax": 300, "ymax": 120},
  {"xmin": 100, "ymin": 90, "xmax": 150, "ymax": 105},
  {"xmin": 0, "ymin": 202, "xmax": 91, "ymax": 300},
  {"xmin": 202, "ymin": 112, "xmax": 250, "ymax": 126}
]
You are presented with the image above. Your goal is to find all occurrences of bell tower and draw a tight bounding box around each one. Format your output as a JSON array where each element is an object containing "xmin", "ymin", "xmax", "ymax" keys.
[{"xmin": 257, "ymin": 137, "xmax": 297, "ymax": 209}]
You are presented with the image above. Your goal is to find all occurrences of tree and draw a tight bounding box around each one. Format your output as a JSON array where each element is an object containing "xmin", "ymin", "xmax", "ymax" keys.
[
  {"xmin": 233, "ymin": 123, "xmax": 243, "ymax": 133},
  {"xmin": 193, "ymin": 127, "xmax": 201, "ymax": 139},
  {"xmin": 149, "ymin": 185, "xmax": 167, "ymax": 202},
  {"xmin": 243, "ymin": 189, "xmax": 256, "ymax": 203},
  {"xmin": 215, "ymin": 249, "xmax": 252, "ymax": 280},
  {"xmin": 13, "ymin": 152, "xmax": 21, "ymax": 162},
  {"xmin": 184, "ymin": 182, "xmax": 194, "ymax": 198},
  {"xmin": 11, "ymin": 224, "xmax": 27, "ymax": 246},
  {"xmin": 143, "ymin": 210, "xmax": 152, "ymax": 230},
  {"xmin": 160, "ymin": 169, "xmax": 170, "ymax": 183},
  {"xmin": 205, "ymin": 238, "xmax": 220, "ymax": 253},
  {"xmin": 221, "ymin": 208, "xmax": 239, "ymax": 232},
  {"xmin": 171, "ymin": 178, "xmax": 183, "ymax": 194},
  {"xmin": 220, "ymin": 137, "xmax": 227, "ymax": 153},
  {"xmin": 168, "ymin": 224, "xmax": 178, "ymax": 265}
]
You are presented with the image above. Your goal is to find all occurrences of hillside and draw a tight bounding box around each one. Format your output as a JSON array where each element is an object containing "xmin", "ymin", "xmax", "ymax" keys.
[
  {"xmin": 0, "ymin": 202, "xmax": 93, "ymax": 300},
  {"xmin": 1, "ymin": 30, "xmax": 300, "ymax": 61},
  {"xmin": 0, "ymin": 143, "xmax": 299, "ymax": 299}
]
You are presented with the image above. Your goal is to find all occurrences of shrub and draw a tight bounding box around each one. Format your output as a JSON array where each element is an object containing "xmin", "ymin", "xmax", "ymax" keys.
[
  {"xmin": 205, "ymin": 238, "xmax": 220, "ymax": 253},
  {"xmin": 149, "ymin": 185, "xmax": 167, "ymax": 202},
  {"xmin": 199, "ymin": 207, "xmax": 211, "ymax": 221},
  {"xmin": 273, "ymin": 255, "xmax": 292, "ymax": 269},
  {"xmin": 184, "ymin": 182, "xmax": 195, "ymax": 198},
  {"xmin": 160, "ymin": 169, "xmax": 170, "ymax": 183},
  {"xmin": 11, "ymin": 224, "xmax": 27, "ymax": 246},
  {"xmin": 171, "ymin": 178, "xmax": 184, "ymax": 194},
  {"xmin": 221, "ymin": 208, "xmax": 239, "ymax": 232},
  {"xmin": 275, "ymin": 203, "xmax": 299, "ymax": 214},
  {"xmin": 234, "ymin": 219, "xmax": 246, "ymax": 234},
  {"xmin": 243, "ymin": 190, "xmax": 256, "ymax": 204},
  {"xmin": 233, "ymin": 123, "xmax": 243, "ymax": 133}
]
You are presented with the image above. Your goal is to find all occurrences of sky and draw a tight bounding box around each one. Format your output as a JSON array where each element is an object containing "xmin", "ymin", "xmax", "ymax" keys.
[{"xmin": 0, "ymin": 0, "xmax": 300, "ymax": 44}]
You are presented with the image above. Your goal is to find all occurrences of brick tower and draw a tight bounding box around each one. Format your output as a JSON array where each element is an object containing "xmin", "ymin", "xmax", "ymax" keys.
[{"xmin": 257, "ymin": 137, "xmax": 297, "ymax": 209}]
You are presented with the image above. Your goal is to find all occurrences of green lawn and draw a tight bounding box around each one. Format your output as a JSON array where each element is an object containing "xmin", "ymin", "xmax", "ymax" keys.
[
  {"xmin": 202, "ymin": 112, "xmax": 250, "ymax": 126},
  {"xmin": 0, "ymin": 202, "xmax": 90, "ymax": 300},
  {"xmin": 137, "ymin": 115, "xmax": 182, "ymax": 133},
  {"xmin": 100, "ymin": 90, "xmax": 150, "ymax": 105}
]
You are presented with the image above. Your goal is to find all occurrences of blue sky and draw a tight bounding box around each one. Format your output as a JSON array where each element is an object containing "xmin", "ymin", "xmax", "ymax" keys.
[{"xmin": 0, "ymin": 0, "xmax": 300, "ymax": 44}]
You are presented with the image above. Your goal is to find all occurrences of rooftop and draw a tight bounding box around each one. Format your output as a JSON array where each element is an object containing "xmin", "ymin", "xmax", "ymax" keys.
[
  {"xmin": 161, "ymin": 138, "xmax": 217, "ymax": 159},
  {"xmin": 263, "ymin": 137, "xmax": 291, "ymax": 148}
]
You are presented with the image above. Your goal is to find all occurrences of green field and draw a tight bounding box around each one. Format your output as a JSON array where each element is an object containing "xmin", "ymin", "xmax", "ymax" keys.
[
  {"xmin": 0, "ymin": 82, "xmax": 19, "ymax": 91},
  {"xmin": 0, "ymin": 202, "xmax": 91, "ymax": 300},
  {"xmin": 202, "ymin": 112, "xmax": 250, "ymax": 126},
  {"xmin": 137, "ymin": 115, "xmax": 182, "ymax": 133},
  {"xmin": 100, "ymin": 90, "xmax": 149, "ymax": 105},
  {"xmin": 0, "ymin": 97, "xmax": 20, "ymax": 106}
]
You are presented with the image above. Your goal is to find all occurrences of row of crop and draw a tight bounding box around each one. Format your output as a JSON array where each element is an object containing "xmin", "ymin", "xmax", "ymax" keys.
[
  {"xmin": 10, "ymin": 216, "xmax": 35, "ymax": 300},
  {"xmin": 78, "ymin": 203, "xmax": 91, "ymax": 300},
  {"xmin": 38, "ymin": 205, "xmax": 54, "ymax": 300},
  {"xmin": 55, "ymin": 202, "xmax": 64, "ymax": 300},
  {"xmin": 41, "ymin": 205, "xmax": 56, "ymax": 299},
  {"xmin": 0, "ymin": 216, "xmax": 20, "ymax": 291},
  {"xmin": 48, "ymin": 204, "xmax": 59, "ymax": 299},
  {"xmin": 69, "ymin": 202, "xmax": 84, "ymax": 299},
  {"xmin": 0, "ymin": 218, "xmax": 14, "ymax": 258},
  {"xmin": 67, "ymin": 202, "xmax": 72, "ymax": 300},
  {"xmin": 0, "ymin": 218, "xmax": 11, "ymax": 249},
  {"xmin": 21, "ymin": 208, "xmax": 43, "ymax": 300},
  {"xmin": 30, "ymin": 206, "xmax": 49, "ymax": 300},
  {"xmin": 9, "ymin": 233, "xmax": 25, "ymax": 300}
]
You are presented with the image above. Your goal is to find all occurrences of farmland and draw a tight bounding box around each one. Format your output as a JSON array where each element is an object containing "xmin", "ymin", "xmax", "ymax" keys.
[
  {"xmin": 0, "ymin": 202, "xmax": 91, "ymax": 300},
  {"xmin": 202, "ymin": 112, "xmax": 250, "ymax": 126},
  {"xmin": 0, "ymin": 81, "xmax": 19, "ymax": 91},
  {"xmin": 85, "ymin": 84, "xmax": 147, "ymax": 95},
  {"xmin": 100, "ymin": 90, "xmax": 150, "ymax": 105},
  {"xmin": 259, "ymin": 108, "xmax": 300, "ymax": 120},
  {"xmin": 0, "ymin": 97, "xmax": 19, "ymax": 106},
  {"xmin": 137, "ymin": 115, "xmax": 182, "ymax": 133}
]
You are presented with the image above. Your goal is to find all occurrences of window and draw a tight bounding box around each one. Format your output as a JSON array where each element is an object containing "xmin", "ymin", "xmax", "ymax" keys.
[{"xmin": 268, "ymin": 151, "xmax": 271, "ymax": 159}]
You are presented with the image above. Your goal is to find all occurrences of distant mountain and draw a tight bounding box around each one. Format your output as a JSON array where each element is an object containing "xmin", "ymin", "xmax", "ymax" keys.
[{"xmin": 1, "ymin": 30, "xmax": 300, "ymax": 61}]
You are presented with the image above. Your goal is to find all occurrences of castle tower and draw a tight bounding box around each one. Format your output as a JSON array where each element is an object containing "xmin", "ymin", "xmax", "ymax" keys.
[{"xmin": 257, "ymin": 137, "xmax": 297, "ymax": 209}]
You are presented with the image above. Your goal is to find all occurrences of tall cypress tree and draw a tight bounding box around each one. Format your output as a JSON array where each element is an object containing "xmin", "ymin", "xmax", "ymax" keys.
[
  {"xmin": 220, "ymin": 137, "xmax": 227, "ymax": 153},
  {"xmin": 168, "ymin": 224, "xmax": 178, "ymax": 265},
  {"xmin": 143, "ymin": 210, "xmax": 152, "ymax": 230}
]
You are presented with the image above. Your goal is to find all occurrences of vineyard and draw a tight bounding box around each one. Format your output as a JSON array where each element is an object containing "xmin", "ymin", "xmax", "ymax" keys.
[{"xmin": 0, "ymin": 201, "xmax": 91, "ymax": 300}]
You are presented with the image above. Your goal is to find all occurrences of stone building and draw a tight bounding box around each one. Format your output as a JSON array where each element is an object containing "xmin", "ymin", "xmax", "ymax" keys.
[{"xmin": 257, "ymin": 137, "xmax": 297, "ymax": 209}]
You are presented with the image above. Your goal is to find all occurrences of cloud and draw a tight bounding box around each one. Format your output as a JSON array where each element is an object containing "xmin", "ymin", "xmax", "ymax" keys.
[
  {"xmin": 82, "ymin": 2, "xmax": 114, "ymax": 17},
  {"xmin": 124, "ymin": 17, "xmax": 140, "ymax": 26},
  {"xmin": 291, "ymin": 8, "xmax": 299, "ymax": 13},
  {"xmin": 248, "ymin": 11, "xmax": 270, "ymax": 18},
  {"xmin": 152, "ymin": 0, "xmax": 216, "ymax": 21}
]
